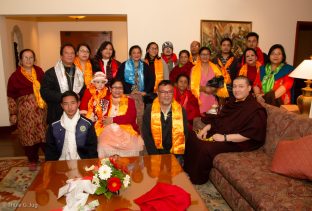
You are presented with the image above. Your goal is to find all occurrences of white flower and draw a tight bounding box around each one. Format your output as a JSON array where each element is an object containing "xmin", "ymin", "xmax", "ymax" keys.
[
  {"xmin": 123, "ymin": 175, "xmax": 131, "ymax": 188},
  {"xmin": 98, "ymin": 165, "xmax": 112, "ymax": 180},
  {"xmin": 92, "ymin": 175, "xmax": 100, "ymax": 187}
]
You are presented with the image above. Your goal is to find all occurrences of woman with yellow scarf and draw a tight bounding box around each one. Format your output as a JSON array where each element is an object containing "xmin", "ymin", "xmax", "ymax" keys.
[
  {"xmin": 7, "ymin": 49, "xmax": 47, "ymax": 171},
  {"xmin": 98, "ymin": 79, "xmax": 144, "ymax": 157},
  {"xmin": 74, "ymin": 43, "xmax": 93, "ymax": 88},
  {"xmin": 238, "ymin": 48, "xmax": 261, "ymax": 85},
  {"xmin": 144, "ymin": 42, "xmax": 169, "ymax": 92},
  {"xmin": 190, "ymin": 47, "xmax": 228, "ymax": 114}
]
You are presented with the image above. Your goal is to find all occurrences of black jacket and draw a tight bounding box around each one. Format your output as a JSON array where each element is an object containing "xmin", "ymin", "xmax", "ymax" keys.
[
  {"xmin": 116, "ymin": 61, "xmax": 155, "ymax": 95},
  {"xmin": 45, "ymin": 115, "xmax": 98, "ymax": 161},
  {"xmin": 40, "ymin": 67, "xmax": 85, "ymax": 124}
]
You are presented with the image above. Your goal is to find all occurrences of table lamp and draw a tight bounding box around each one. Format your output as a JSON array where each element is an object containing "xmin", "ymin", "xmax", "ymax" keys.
[{"xmin": 289, "ymin": 58, "xmax": 312, "ymax": 114}]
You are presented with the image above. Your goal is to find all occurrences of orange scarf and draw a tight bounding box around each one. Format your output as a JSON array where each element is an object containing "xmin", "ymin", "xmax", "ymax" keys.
[
  {"xmin": 239, "ymin": 61, "xmax": 261, "ymax": 77},
  {"xmin": 108, "ymin": 95, "xmax": 138, "ymax": 136},
  {"xmin": 190, "ymin": 61, "xmax": 229, "ymax": 104},
  {"xmin": 21, "ymin": 67, "xmax": 46, "ymax": 109},
  {"xmin": 74, "ymin": 57, "xmax": 93, "ymax": 88},
  {"xmin": 217, "ymin": 57, "xmax": 234, "ymax": 84},
  {"xmin": 145, "ymin": 58, "xmax": 164, "ymax": 92},
  {"xmin": 189, "ymin": 54, "xmax": 199, "ymax": 65},
  {"xmin": 151, "ymin": 98, "xmax": 185, "ymax": 154},
  {"xmin": 86, "ymin": 86, "xmax": 108, "ymax": 135}
]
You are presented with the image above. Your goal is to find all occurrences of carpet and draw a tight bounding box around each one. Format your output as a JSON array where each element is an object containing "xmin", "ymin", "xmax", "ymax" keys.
[
  {"xmin": 0, "ymin": 158, "xmax": 40, "ymax": 211},
  {"xmin": 194, "ymin": 181, "xmax": 232, "ymax": 211}
]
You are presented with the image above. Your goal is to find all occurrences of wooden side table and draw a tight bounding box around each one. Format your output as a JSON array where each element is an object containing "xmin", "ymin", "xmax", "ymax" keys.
[{"xmin": 280, "ymin": 104, "xmax": 300, "ymax": 114}]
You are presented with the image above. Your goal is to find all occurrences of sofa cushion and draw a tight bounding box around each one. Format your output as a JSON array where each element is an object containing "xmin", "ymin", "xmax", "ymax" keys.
[
  {"xmin": 213, "ymin": 150, "xmax": 312, "ymax": 210},
  {"xmin": 271, "ymin": 135, "xmax": 312, "ymax": 180},
  {"xmin": 263, "ymin": 104, "xmax": 312, "ymax": 156}
]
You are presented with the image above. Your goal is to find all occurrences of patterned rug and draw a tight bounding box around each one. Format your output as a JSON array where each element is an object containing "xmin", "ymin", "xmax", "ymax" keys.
[
  {"xmin": 195, "ymin": 181, "xmax": 232, "ymax": 211},
  {"xmin": 0, "ymin": 158, "xmax": 41, "ymax": 211}
]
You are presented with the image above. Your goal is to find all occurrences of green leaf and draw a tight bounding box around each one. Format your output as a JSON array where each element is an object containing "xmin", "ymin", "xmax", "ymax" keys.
[
  {"xmin": 95, "ymin": 186, "xmax": 105, "ymax": 195},
  {"xmin": 104, "ymin": 191, "xmax": 113, "ymax": 199}
]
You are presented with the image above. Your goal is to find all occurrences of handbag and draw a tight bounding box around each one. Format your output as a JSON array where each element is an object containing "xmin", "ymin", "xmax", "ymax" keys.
[{"xmin": 206, "ymin": 76, "xmax": 224, "ymax": 88}]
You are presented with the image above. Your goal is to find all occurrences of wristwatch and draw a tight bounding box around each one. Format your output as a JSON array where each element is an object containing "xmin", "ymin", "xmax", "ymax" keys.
[{"xmin": 224, "ymin": 134, "xmax": 227, "ymax": 142}]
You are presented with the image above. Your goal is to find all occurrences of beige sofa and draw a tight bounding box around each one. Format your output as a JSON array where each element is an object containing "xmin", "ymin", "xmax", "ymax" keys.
[{"xmin": 193, "ymin": 104, "xmax": 312, "ymax": 210}]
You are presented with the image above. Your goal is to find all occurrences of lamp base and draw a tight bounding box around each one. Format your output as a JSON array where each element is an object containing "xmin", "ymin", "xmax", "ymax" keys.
[{"xmin": 297, "ymin": 81, "xmax": 312, "ymax": 115}]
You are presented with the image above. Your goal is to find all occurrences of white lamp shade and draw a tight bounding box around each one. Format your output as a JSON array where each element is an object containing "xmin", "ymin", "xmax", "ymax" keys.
[{"xmin": 289, "ymin": 60, "xmax": 312, "ymax": 80}]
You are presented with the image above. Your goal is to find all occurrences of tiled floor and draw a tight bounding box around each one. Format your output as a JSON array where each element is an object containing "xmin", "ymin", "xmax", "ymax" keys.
[{"xmin": 0, "ymin": 126, "xmax": 25, "ymax": 157}]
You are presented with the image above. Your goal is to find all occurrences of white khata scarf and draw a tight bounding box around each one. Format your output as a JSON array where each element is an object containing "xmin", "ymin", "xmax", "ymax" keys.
[
  {"xmin": 59, "ymin": 110, "xmax": 81, "ymax": 160},
  {"xmin": 54, "ymin": 60, "xmax": 84, "ymax": 94}
]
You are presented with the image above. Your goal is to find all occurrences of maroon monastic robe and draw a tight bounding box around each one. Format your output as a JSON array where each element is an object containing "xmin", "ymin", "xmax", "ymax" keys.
[{"xmin": 184, "ymin": 94, "xmax": 267, "ymax": 184}]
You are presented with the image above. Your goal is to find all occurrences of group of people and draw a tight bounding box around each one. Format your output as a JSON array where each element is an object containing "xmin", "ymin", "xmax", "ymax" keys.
[{"xmin": 7, "ymin": 31, "xmax": 294, "ymax": 184}]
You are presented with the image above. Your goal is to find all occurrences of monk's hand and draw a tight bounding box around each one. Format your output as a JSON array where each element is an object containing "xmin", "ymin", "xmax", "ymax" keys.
[
  {"xmin": 197, "ymin": 129, "xmax": 207, "ymax": 140},
  {"xmin": 212, "ymin": 133, "xmax": 225, "ymax": 142}
]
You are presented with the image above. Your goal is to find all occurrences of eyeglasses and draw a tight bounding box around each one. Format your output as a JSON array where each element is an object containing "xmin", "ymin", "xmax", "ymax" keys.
[
  {"xmin": 111, "ymin": 86, "xmax": 123, "ymax": 90},
  {"xmin": 22, "ymin": 57, "xmax": 34, "ymax": 61},
  {"xmin": 200, "ymin": 54, "xmax": 210, "ymax": 57},
  {"xmin": 79, "ymin": 49, "xmax": 90, "ymax": 54},
  {"xmin": 158, "ymin": 90, "xmax": 174, "ymax": 95}
]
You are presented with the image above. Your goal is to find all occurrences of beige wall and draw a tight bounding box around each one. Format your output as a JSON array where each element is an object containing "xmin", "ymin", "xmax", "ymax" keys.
[
  {"xmin": 5, "ymin": 18, "xmax": 40, "ymax": 77},
  {"xmin": 38, "ymin": 21, "xmax": 127, "ymax": 71},
  {"xmin": 0, "ymin": 0, "xmax": 312, "ymax": 126},
  {"xmin": 0, "ymin": 17, "xmax": 10, "ymax": 126}
]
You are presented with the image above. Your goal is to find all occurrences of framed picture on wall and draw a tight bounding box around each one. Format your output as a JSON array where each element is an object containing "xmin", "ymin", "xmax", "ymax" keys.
[
  {"xmin": 200, "ymin": 20, "xmax": 252, "ymax": 59},
  {"xmin": 60, "ymin": 31, "xmax": 112, "ymax": 56}
]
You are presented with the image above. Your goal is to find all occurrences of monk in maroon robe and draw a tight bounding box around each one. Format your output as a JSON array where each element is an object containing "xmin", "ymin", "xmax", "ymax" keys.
[{"xmin": 184, "ymin": 76, "xmax": 267, "ymax": 184}]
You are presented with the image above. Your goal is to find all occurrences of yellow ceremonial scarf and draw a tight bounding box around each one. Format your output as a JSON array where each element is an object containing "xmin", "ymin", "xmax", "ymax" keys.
[
  {"xmin": 217, "ymin": 57, "xmax": 234, "ymax": 84},
  {"xmin": 151, "ymin": 98, "xmax": 185, "ymax": 154},
  {"xmin": 21, "ymin": 67, "xmax": 46, "ymax": 109},
  {"xmin": 145, "ymin": 58, "xmax": 164, "ymax": 92},
  {"xmin": 74, "ymin": 57, "xmax": 93, "ymax": 88},
  {"xmin": 239, "ymin": 61, "xmax": 261, "ymax": 77},
  {"xmin": 107, "ymin": 95, "xmax": 138, "ymax": 136},
  {"xmin": 87, "ymin": 86, "xmax": 108, "ymax": 136},
  {"xmin": 190, "ymin": 61, "xmax": 229, "ymax": 104},
  {"xmin": 189, "ymin": 54, "xmax": 199, "ymax": 65}
]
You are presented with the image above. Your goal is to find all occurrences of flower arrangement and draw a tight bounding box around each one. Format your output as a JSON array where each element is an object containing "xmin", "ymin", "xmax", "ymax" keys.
[{"xmin": 86, "ymin": 156, "xmax": 131, "ymax": 199}]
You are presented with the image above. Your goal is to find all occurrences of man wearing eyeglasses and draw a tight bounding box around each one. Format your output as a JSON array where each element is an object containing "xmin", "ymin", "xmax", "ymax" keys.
[{"xmin": 142, "ymin": 80, "xmax": 188, "ymax": 165}]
